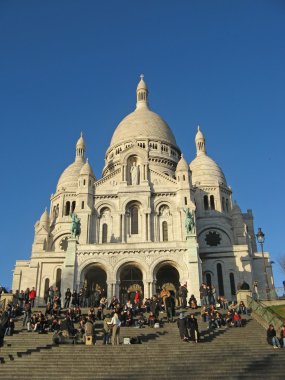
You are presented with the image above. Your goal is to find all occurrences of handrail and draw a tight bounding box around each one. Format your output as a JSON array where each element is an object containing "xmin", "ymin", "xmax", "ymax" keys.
[
  {"xmin": 252, "ymin": 287, "xmax": 285, "ymax": 301},
  {"xmin": 247, "ymin": 295, "xmax": 285, "ymax": 333}
]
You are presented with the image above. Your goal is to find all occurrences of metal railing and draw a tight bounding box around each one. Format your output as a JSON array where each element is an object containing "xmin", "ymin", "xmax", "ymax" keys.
[
  {"xmin": 247, "ymin": 295, "xmax": 285, "ymax": 333},
  {"xmin": 252, "ymin": 287, "xmax": 285, "ymax": 301}
]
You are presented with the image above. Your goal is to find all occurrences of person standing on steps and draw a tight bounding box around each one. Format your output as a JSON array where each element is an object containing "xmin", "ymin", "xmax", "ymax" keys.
[
  {"xmin": 64, "ymin": 288, "xmax": 72, "ymax": 309},
  {"xmin": 29, "ymin": 287, "xmax": 36, "ymax": 307},
  {"xmin": 187, "ymin": 313, "xmax": 199, "ymax": 343},
  {"xmin": 110, "ymin": 310, "xmax": 121, "ymax": 345},
  {"xmin": 160, "ymin": 287, "xmax": 170, "ymax": 311},
  {"xmin": 177, "ymin": 312, "xmax": 189, "ymax": 342},
  {"xmin": 178, "ymin": 284, "xmax": 188, "ymax": 309}
]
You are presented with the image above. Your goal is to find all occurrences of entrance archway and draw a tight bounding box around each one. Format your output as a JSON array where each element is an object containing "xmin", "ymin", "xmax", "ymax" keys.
[
  {"xmin": 119, "ymin": 264, "xmax": 143, "ymax": 305},
  {"xmin": 155, "ymin": 264, "xmax": 180, "ymax": 295},
  {"xmin": 84, "ymin": 266, "xmax": 107, "ymax": 304}
]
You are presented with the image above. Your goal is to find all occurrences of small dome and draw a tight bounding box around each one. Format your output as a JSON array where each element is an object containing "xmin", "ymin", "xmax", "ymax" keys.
[
  {"xmin": 80, "ymin": 160, "xmax": 96, "ymax": 179},
  {"xmin": 137, "ymin": 75, "xmax": 147, "ymax": 91},
  {"xmin": 195, "ymin": 126, "xmax": 204, "ymax": 141},
  {"xmin": 176, "ymin": 154, "xmax": 189, "ymax": 171},
  {"xmin": 76, "ymin": 133, "xmax": 85, "ymax": 148},
  {"xmin": 57, "ymin": 160, "xmax": 85, "ymax": 190},
  {"xmin": 190, "ymin": 154, "xmax": 227, "ymax": 186},
  {"xmin": 231, "ymin": 201, "xmax": 242, "ymax": 215},
  {"xmin": 40, "ymin": 208, "xmax": 49, "ymax": 225}
]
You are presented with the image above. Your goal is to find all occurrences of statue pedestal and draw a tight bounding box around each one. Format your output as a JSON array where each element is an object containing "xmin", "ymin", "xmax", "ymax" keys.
[
  {"xmin": 61, "ymin": 238, "xmax": 77, "ymax": 306},
  {"xmin": 186, "ymin": 233, "xmax": 202, "ymax": 301},
  {"xmin": 236, "ymin": 290, "xmax": 252, "ymax": 307}
]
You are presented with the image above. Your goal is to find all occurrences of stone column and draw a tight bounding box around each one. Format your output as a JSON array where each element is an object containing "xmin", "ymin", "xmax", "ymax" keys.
[
  {"xmin": 143, "ymin": 282, "xmax": 149, "ymax": 300},
  {"xmin": 186, "ymin": 233, "xmax": 202, "ymax": 301},
  {"xmin": 121, "ymin": 214, "xmax": 125, "ymax": 243},
  {"xmin": 115, "ymin": 281, "xmax": 120, "ymax": 300},
  {"xmin": 107, "ymin": 282, "xmax": 112, "ymax": 302},
  {"xmin": 61, "ymin": 238, "xmax": 77, "ymax": 306},
  {"xmin": 147, "ymin": 213, "xmax": 151, "ymax": 241}
]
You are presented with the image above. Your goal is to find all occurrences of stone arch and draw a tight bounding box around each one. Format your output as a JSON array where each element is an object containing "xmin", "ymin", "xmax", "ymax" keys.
[
  {"xmin": 114, "ymin": 258, "xmax": 149, "ymax": 283},
  {"xmin": 121, "ymin": 197, "xmax": 147, "ymax": 213},
  {"xmin": 115, "ymin": 260, "xmax": 147, "ymax": 304},
  {"xmin": 80, "ymin": 262, "xmax": 108, "ymax": 299},
  {"xmin": 52, "ymin": 265, "xmax": 63, "ymax": 285},
  {"xmin": 212, "ymin": 260, "xmax": 225, "ymax": 297},
  {"xmin": 154, "ymin": 200, "xmax": 175, "ymax": 242},
  {"xmin": 99, "ymin": 206, "xmax": 113, "ymax": 243},
  {"xmin": 123, "ymin": 200, "xmax": 145, "ymax": 241},
  {"xmin": 154, "ymin": 199, "xmax": 175, "ymax": 214},
  {"xmin": 78, "ymin": 259, "xmax": 111, "ymax": 287},
  {"xmin": 51, "ymin": 233, "xmax": 70, "ymax": 252},
  {"xmin": 151, "ymin": 259, "xmax": 186, "ymax": 284},
  {"xmin": 40, "ymin": 276, "xmax": 50, "ymax": 303},
  {"xmin": 154, "ymin": 263, "xmax": 180, "ymax": 294},
  {"xmin": 120, "ymin": 146, "xmax": 148, "ymax": 165},
  {"xmin": 198, "ymin": 226, "xmax": 233, "ymax": 247},
  {"xmin": 96, "ymin": 200, "xmax": 116, "ymax": 215}
]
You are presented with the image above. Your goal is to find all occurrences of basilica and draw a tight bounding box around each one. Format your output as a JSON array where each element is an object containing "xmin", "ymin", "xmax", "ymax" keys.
[{"xmin": 12, "ymin": 76, "xmax": 274, "ymax": 304}]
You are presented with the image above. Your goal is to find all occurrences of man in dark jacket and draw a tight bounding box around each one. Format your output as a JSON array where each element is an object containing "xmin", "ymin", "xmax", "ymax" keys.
[
  {"xmin": 187, "ymin": 314, "xmax": 199, "ymax": 342},
  {"xmin": 177, "ymin": 312, "xmax": 189, "ymax": 341}
]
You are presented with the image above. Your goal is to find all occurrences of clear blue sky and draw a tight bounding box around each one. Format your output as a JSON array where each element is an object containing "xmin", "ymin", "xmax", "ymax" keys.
[{"xmin": 0, "ymin": 0, "xmax": 284, "ymax": 289}]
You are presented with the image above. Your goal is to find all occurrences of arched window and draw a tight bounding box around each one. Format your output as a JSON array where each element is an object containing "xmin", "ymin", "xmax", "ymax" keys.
[
  {"xmin": 44, "ymin": 278, "xmax": 50, "ymax": 303},
  {"xmin": 204, "ymin": 195, "xmax": 209, "ymax": 210},
  {"xmin": 65, "ymin": 201, "xmax": 70, "ymax": 216},
  {"xmin": 205, "ymin": 273, "xmax": 212, "ymax": 287},
  {"xmin": 210, "ymin": 195, "xmax": 215, "ymax": 210},
  {"xmin": 183, "ymin": 175, "xmax": 185, "ymax": 181},
  {"xmin": 102, "ymin": 223, "xmax": 108, "ymax": 243},
  {"xmin": 56, "ymin": 268, "xmax": 62, "ymax": 291},
  {"xmin": 83, "ymin": 179, "xmax": 86, "ymax": 186},
  {"xmin": 226, "ymin": 199, "xmax": 229, "ymax": 213},
  {"xmin": 131, "ymin": 206, "xmax": 139, "ymax": 234},
  {"xmin": 162, "ymin": 221, "xmax": 168, "ymax": 242},
  {"xmin": 217, "ymin": 263, "xmax": 224, "ymax": 296},
  {"xmin": 222, "ymin": 197, "xmax": 225, "ymax": 211},
  {"xmin": 71, "ymin": 201, "xmax": 76, "ymax": 213},
  {"xmin": 81, "ymin": 201, "xmax": 84, "ymax": 209},
  {"xmin": 184, "ymin": 197, "xmax": 187, "ymax": 205},
  {"xmin": 229, "ymin": 273, "xmax": 236, "ymax": 296}
]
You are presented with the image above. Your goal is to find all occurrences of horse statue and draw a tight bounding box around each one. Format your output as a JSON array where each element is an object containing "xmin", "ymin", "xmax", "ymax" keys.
[
  {"xmin": 183, "ymin": 208, "xmax": 195, "ymax": 234},
  {"xmin": 71, "ymin": 213, "xmax": 81, "ymax": 239}
]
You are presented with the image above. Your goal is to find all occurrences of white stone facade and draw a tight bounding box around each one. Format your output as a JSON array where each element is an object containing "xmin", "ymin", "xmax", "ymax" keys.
[{"xmin": 12, "ymin": 76, "xmax": 274, "ymax": 304}]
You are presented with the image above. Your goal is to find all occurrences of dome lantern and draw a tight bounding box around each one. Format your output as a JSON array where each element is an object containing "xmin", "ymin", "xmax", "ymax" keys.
[
  {"xmin": 76, "ymin": 132, "xmax": 86, "ymax": 162},
  {"xmin": 136, "ymin": 74, "xmax": 149, "ymax": 109},
  {"xmin": 195, "ymin": 126, "xmax": 206, "ymax": 156}
]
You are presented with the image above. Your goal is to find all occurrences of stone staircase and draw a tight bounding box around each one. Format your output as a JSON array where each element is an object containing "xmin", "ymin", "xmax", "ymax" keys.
[{"xmin": 0, "ymin": 309, "xmax": 284, "ymax": 379}]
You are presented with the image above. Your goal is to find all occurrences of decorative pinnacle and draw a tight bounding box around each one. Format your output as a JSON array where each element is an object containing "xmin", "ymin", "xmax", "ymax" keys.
[
  {"xmin": 140, "ymin": 74, "xmax": 144, "ymax": 80},
  {"xmin": 197, "ymin": 125, "xmax": 200, "ymax": 131}
]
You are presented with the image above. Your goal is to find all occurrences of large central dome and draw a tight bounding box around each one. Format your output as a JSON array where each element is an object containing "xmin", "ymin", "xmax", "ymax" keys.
[{"xmin": 109, "ymin": 75, "xmax": 178, "ymax": 149}]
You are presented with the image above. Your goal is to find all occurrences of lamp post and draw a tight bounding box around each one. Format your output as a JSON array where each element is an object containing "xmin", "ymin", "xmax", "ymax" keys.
[{"xmin": 256, "ymin": 227, "xmax": 270, "ymax": 299}]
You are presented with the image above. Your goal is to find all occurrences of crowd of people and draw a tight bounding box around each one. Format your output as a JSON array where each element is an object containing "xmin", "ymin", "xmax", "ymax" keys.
[{"xmin": 1, "ymin": 283, "xmax": 285, "ymax": 349}]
